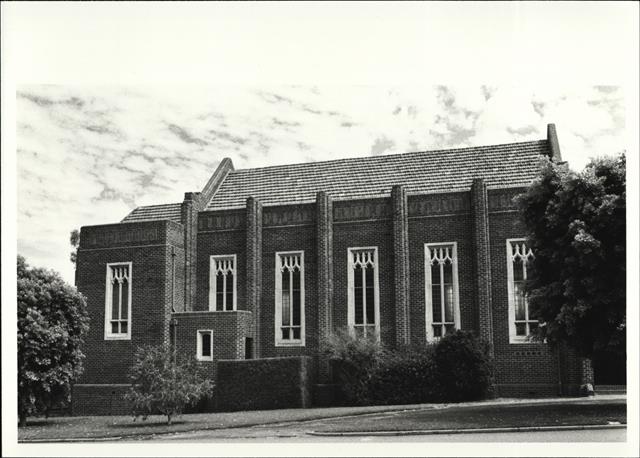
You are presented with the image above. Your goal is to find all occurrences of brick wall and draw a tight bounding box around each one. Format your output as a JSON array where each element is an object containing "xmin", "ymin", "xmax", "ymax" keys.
[
  {"xmin": 216, "ymin": 356, "xmax": 314, "ymax": 411},
  {"xmin": 71, "ymin": 384, "xmax": 130, "ymax": 416},
  {"xmin": 196, "ymin": 210, "xmax": 246, "ymax": 312},
  {"xmin": 333, "ymin": 215, "xmax": 396, "ymax": 346},
  {"xmin": 74, "ymin": 184, "xmax": 589, "ymax": 414},
  {"xmin": 172, "ymin": 310, "xmax": 254, "ymax": 382},
  {"xmin": 261, "ymin": 222, "xmax": 318, "ymax": 358},
  {"xmin": 407, "ymin": 196, "xmax": 476, "ymax": 346},
  {"xmin": 487, "ymin": 190, "xmax": 562, "ymax": 396},
  {"xmin": 73, "ymin": 220, "xmax": 184, "ymax": 413}
]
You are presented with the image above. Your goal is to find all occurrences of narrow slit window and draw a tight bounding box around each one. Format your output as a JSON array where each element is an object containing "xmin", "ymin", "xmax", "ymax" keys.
[
  {"xmin": 275, "ymin": 252, "xmax": 305, "ymax": 346},
  {"xmin": 209, "ymin": 255, "xmax": 236, "ymax": 311},
  {"xmin": 425, "ymin": 244, "xmax": 459, "ymax": 341},
  {"xmin": 348, "ymin": 248, "xmax": 379, "ymax": 340},
  {"xmin": 105, "ymin": 263, "xmax": 132, "ymax": 339},
  {"xmin": 507, "ymin": 239, "xmax": 537, "ymax": 342}
]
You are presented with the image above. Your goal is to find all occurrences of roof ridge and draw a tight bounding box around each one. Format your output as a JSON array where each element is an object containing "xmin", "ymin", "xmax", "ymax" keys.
[
  {"xmin": 131, "ymin": 202, "xmax": 182, "ymax": 210},
  {"xmin": 229, "ymin": 139, "xmax": 548, "ymax": 173}
]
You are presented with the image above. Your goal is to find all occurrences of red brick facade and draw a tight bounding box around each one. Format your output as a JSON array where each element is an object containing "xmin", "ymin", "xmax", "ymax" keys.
[{"xmin": 73, "ymin": 126, "xmax": 593, "ymax": 414}]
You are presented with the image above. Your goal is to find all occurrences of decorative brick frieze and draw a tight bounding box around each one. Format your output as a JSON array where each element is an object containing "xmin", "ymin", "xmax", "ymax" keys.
[
  {"xmin": 408, "ymin": 192, "xmax": 470, "ymax": 217},
  {"xmin": 263, "ymin": 204, "xmax": 315, "ymax": 227},
  {"xmin": 316, "ymin": 191, "xmax": 334, "ymax": 382},
  {"xmin": 392, "ymin": 185, "xmax": 411, "ymax": 346},
  {"xmin": 246, "ymin": 197, "xmax": 263, "ymax": 357},
  {"xmin": 198, "ymin": 210, "xmax": 245, "ymax": 232},
  {"xmin": 80, "ymin": 220, "xmax": 183, "ymax": 249},
  {"xmin": 472, "ymin": 179, "xmax": 494, "ymax": 351},
  {"xmin": 333, "ymin": 198, "xmax": 391, "ymax": 222},
  {"xmin": 487, "ymin": 188, "xmax": 526, "ymax": 212},
  {"xmin": 83, "ymin": 227, "xmax": 159, "ymax": 247}
]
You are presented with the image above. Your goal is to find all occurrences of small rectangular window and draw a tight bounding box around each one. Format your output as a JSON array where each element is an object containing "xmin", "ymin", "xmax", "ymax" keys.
[
  {"xmin": 348, "ymin": 247, "xmax": 380, "ymax": 340},
  {"xmin": 275, "ymin": 251, "xmax": 305, "ymax": 346},
  {"xmin": 105, "ymin": 262, "xmax": 132, "ymax": 340},
  {"xmin": 209, "ymin": 255, "xmax": 237, "ymax": 311},
  {"xmin": 425, "ymin": 243, "xmax": 460, "ymax": 341},
  {"xmin": 506, "ymin": 239, "xmax": 538, "ymax": 343},
  {"xmin": 197, "ymin": 330, "xmax": 213, "ymax": 361}
]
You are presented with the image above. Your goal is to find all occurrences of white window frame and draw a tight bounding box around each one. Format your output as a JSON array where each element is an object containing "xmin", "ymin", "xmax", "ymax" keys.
[
  {"xmin": 275, "ymin": 251, "xmax": 305, "ymax": 347},
  {"xmin": 209, "ymin": 254, "xmax": 237, "ymax": 311},
  {"xmin": 506, "ymin": 238, "xmax": 538, "ymax": 344},
  {"xmin": 424, "ymin": 242, "xmax": 460, "ymax": 342},
  {"xmin": 347, "ymin": 246, "xmax": 380, "ymax": 341},
  {"xmin": 196, "ymin": 329, "xmax": 213, "ymax": 361},
  {"xmin": 104, "ymin": 262, "xmax": 132, "ymax": 340}
]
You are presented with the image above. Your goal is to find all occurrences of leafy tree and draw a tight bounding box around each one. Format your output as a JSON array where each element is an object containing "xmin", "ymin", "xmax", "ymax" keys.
[
  {"xmin": 17, "ymin": 255, "xmax": 90, "ymax": 427},
  {"xmin": 69, "ymin": 229, "xmax": 80, "ymax": 265},
  {"xmin": 515, "ymin": 154, "xmax": 626, "ymax": 359},
  {"xmin": 125, "ymin": 345, "xmax": 213, "ymax": 425}
]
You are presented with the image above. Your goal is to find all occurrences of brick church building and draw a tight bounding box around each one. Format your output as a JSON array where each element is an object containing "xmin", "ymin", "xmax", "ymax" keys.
[{"xmin": 72, "ymin": 124, "xmax": 593, "ymax": 414}]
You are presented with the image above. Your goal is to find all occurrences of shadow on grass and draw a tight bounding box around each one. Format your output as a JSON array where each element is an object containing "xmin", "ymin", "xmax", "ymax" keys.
[
  {"xmin": 23, "ymin": 420, "xmax": 51, "ymax": 427},
  {"xmin": 109, "ymin": 420, "xmax": 189, "ymax": 428}
]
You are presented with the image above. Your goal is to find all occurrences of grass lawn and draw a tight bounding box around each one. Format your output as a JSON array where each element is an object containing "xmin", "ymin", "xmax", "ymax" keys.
[
  {"xmin": 17, "ymin": 403, "xmax": 434, "ymax": 441},
  {"xmin": 313, "ymin": 401, "xmax": 627, "ymax": 433},
  {"xmin": 17, "ymin": 398, "xmax": 626, "ymax": 442}
]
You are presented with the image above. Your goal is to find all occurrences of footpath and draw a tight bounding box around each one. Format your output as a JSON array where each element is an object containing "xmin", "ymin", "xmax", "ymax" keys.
[{"xmin": 18, "ymin": 394, "xmax": 626, "ymax": 442}]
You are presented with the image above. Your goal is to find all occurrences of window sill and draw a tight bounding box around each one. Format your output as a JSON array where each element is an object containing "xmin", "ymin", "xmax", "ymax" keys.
[
  {"xmin": 509, "ymin": 338, "xmax": 543, "ymax": 345},
  {"xmin": 105, "ymin": 334, "xmax": 131, "ymax": 340},
  {"xmin": 197, "ymin": 356, "xmax": 214, "ymax": 362},
  {"xmin": 275, "ymin": 341, "xmax": 305, "ymax": 347}
]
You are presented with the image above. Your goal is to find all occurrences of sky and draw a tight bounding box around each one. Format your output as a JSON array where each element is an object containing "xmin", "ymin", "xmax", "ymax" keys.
[{"xmin": 15, "ymin": 84, "xmax": 627, "ymax": 283}]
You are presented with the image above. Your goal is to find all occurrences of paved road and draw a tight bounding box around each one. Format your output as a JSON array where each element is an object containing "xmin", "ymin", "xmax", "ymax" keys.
[{"xmin": 147, "ymin": 426, "xmax": 625, "ymax": 442}]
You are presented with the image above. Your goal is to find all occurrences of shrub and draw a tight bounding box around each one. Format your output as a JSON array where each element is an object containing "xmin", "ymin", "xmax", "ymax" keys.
[
  {"xmin": 432, "ymin": 330, "xmax": 495, "ymax": 402},
  {"xmin": 365, "ymin": 346, "xmax": 440, "ymax": 405},
  {"xmin": 125, "ymin": 345, "xmax": 213, "ymax": 425},
  {"xmin": 323, "ymin": 329, "xmax": 386, "ymax": 405},
  {"xmin": 325, "ymin": 329, "xmax": 495, "ymax": 406},
  {"xmin": 17, "ymin": 255, "xmax": 90, "ymax": 427}
]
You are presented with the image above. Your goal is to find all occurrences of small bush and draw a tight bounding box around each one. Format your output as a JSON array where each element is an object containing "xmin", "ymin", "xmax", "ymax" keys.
[
  {"xmin": 323, "ymin": 329, "xmax": 386, "ymax": 405},
  {"xmin": 432, "ymin": 330, "xmax": 495, "ymax": 402},
  {"xmin": 125, "ymin": 345, "xmax": 213, "ymax": 425}
]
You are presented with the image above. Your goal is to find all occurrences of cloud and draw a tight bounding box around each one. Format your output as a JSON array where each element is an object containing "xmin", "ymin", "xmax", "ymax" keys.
[
  {"xmin": 167, "ymin": 123, "xmax": 209, "ymax": 146},
  {"xmin": 370, "ymin": 136, "xmax": 396, "ymax": 155}
]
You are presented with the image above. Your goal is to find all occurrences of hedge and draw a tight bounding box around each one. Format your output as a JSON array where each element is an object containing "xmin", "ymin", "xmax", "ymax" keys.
[{"xmin": 216, "ymin": 356, "xmax": 314, "ymax": 411}]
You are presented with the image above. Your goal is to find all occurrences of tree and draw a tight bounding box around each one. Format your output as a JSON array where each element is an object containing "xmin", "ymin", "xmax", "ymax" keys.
[
  {"xmin": 69, "ymin": 229, "xmax": 80, "ymax": 265},
  {"xmin": 515, "ymin": 154, "xmax": 626, "ymax": 359},
  {"xmin": 125, "ymin": 345, "xmax": 213, "ymax": 425},
  {"xmin": 17, "ymin": 255, "xmax": 90, "ymax": 427}
]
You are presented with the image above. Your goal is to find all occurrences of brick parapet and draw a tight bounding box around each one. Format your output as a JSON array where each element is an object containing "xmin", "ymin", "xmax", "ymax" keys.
[
  {"xmin": 392, "ymin": 185, "xmax": 411, "ymax": 347},
  {"xmin": 76, "ymin": 220, "xmax": 184, "ymax": 385}
]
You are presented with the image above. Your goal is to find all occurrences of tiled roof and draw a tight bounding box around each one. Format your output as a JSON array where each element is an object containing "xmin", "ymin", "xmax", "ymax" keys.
[
  {"xmin": 205, "ymin": 139, "xmax": 549, "ymax": 210},
  {"xmin": 121, "ymin": 203, "xmax": 182, "ymax": 223}
]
